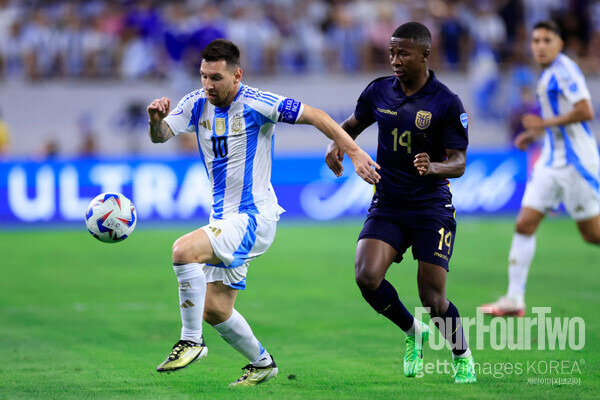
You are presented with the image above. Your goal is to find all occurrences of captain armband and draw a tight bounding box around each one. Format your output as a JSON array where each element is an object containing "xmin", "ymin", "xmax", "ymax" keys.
[{"xmin": 277, "ymin": 98, "xmax": 302, "ymax": 124}]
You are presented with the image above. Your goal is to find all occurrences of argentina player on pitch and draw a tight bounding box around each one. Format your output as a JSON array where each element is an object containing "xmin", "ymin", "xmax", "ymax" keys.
[
  {"xmin": 481, "ymin": 20, "xmax": 600, "ymax": 317},
  {"xmin": 326, "ymin": 22, "xmax": 476, "ymax": 383},
  {"xmin": 147, "ymin": 39, "xmax": 380, "ymax": 387}
]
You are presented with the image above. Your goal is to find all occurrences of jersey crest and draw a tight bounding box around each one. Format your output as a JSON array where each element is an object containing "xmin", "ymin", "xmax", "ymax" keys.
[
  {"xmin": 231, "ymin": 114, "xmax": 243, "ymax": 135},
  {"xmin": 415, "ymin": 110, "xmax": 432, "ymax": 130}
]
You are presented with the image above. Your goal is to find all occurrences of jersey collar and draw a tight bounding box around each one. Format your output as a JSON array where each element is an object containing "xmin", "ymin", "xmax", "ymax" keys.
[
  {"xmin": 392, "ymin": 69, "xmax": 438, "ymax": 98},
  {"xmin": 233, "ymin": 82, "xmax": 244, "ymax": 102}
]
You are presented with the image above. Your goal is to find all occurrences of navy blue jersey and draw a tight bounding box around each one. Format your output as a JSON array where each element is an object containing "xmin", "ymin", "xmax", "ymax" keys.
[{"xmin": 354, "ymin": 70, "xmax": 468, "ymax": 208}]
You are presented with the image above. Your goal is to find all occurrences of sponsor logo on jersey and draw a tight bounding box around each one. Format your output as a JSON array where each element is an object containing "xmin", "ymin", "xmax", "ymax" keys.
[
  {"xmin": 199, "ymin": 120, "xmax": 211, "ymax": 131},
  {"xmin": 415, "ymin": 110, "xmax": 432, "ymax": 130},
  {"xmin": 215, "ymin": 118, "xmax": 226, "ymax": 136},
  {"xmin": 377, "ymin": 107, "xmax": 398, "ymax": 116}
]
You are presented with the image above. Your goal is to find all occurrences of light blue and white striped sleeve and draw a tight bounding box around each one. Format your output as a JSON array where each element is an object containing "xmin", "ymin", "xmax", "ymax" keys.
[
  {"xmin": 243, "ymin": 87, "xmax": 304, "ymax": 125},
  {"xmin": 555, "ymin": 57, "xmax": 591, "ymax": 105},
  {"xmin": 164, "ymin": 90, "xmax": 201, "ymax": 136}
]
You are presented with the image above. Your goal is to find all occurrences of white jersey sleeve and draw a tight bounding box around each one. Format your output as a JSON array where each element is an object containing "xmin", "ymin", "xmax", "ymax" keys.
[
  {"xmin": 238, "ymin": 86, "xmax": 304, "ymax": 125},
  {"xmin": 553, "ymin": 54, "xmax": 591, "ymax": 105},
  {"xmin": 164, "ymin": 89, "xmax": 205, "ymax": 136}
]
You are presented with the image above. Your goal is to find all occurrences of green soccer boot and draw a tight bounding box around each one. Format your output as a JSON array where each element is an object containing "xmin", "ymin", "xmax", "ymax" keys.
[
  {"xmin": 404, "ymin": 319, "xmax": 430, "ymax": 377},
  {"xmin": 453, "ymin": 354, "xmax": 477, "ymax": 383}
]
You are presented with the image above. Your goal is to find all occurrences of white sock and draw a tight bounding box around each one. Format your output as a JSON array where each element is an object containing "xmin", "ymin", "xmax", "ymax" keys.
[
  {"xmin": 452, "ymin": 348, "xmax": 472, "ymax": 359},
  {"xmin": 404, "ymin": 319, "xmax": 417, "ymax": 336},
  {"xmin": 507, "ymin": 233, "xmax": 536, "ymax": 299},
  {"xmin": 212, "ymin": 309, "xmax": 271, "ymax": 366},
  {"xmin": 173, "ymin": 263, "xmax": 206, "ymax": 344}
]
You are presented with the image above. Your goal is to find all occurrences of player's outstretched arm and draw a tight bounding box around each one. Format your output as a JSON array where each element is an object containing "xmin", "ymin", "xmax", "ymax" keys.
[
  {"xmin": 414, "ymin": 148, "xmax": 466, "ymax": 178},
  {"xmin": 298, "ymin": 105, "xmax": 380, "ymax": 184},
  {"xmin": 325, "ymin": 114, "xmax": 371, "ymax": 177},
  {"xmin": 147, "ymin": 97, "xmax": 174, "ymax": 143}
]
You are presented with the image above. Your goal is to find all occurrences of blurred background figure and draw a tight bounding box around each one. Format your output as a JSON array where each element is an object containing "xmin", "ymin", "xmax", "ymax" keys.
[
  {"xmin": 36, "ymin": 138, "xmax": 60, "ymax": 159},
  {"xmin": 76, "ymin": 112, "xmax": 98, "ymax": 157},
  {"xmin": 0, "ymin": 106, "xmax": 11, "ymax": 155}
]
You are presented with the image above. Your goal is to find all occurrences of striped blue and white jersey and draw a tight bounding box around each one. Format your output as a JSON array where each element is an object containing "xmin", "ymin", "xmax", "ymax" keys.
[
  {"xmin": 535, "ymin": 53, "xmax": 599, "ymax": 191},
  {"xmin": 164, "ymin": 83, "xmax": 304, "ymax": 219}
]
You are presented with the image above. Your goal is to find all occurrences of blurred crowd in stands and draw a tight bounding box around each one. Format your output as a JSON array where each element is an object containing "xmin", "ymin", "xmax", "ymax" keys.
[
  {"xmin": 2, "ymin": 0, "xmax": 600, "ymax": 157},
  {"xmin": 0, "ymin": 0, "xmax": 599, "ymax": 82}
]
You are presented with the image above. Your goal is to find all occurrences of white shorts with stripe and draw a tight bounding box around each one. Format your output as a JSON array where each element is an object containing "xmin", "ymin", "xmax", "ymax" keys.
[
  {"xmin": 201, "ymin": 209, "xmax": 281, "ymax": 290},
  {"xmin": 522, "ymin": 164, "xmax": 600, "ymax": 221}
]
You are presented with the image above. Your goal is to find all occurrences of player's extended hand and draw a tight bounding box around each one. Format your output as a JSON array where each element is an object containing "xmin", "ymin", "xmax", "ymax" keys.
[
  {"xmin": 325, "ymin": 141, "xmax": 345, "ymax": 177},
  {"xmin": 414, "ymin": 152, "xmax": 431, "ymax": 176},
  {"xmin": 147, "ymin": 97, "xmax": 171, "ymax": 123},
  {"xmin": 347, "ymin": 148, "xmax": 381, "ymax": 184},
  {"xmin": 513, "ymin": 130, "xmax": 536, "ymax": 151},
  {"xmin": 522, "ymin": 114, "xmax": 544, "ymax": 131}
]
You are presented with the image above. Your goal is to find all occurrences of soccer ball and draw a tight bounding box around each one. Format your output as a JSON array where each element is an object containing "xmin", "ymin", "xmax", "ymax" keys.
[{"xmin": 85, "ymin": 192, "xmax": 137, "ymax": 243}]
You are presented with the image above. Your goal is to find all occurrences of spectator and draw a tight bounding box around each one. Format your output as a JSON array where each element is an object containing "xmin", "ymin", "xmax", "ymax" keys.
[
  {"xmin": 324, "ymin": 3, "xmax": 365, "ymax": 73},
  {"xmin": 0, "ymin": 106, "xmax": 11, "ymax": 155},
  {"xmin": 22, "ymin": 9, "xmax": 62, "ymax": 80},
  {"xmin": 438, "ymin": 1, "xmax": 468, "ymax": 71},
  {"xmin": 118, "ymin": 26, "xmax": 157, "ymax": 80},
  {"xmin": 0, "ymin": 20, "xmax": 26, "ymax": 80}
]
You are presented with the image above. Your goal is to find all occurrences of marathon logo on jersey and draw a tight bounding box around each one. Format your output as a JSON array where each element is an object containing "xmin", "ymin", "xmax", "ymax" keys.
[
  {"xmin": 460, "ymin": 113, "xmax": 468, "ymax": 128},
  {"xmin": 278, "ymin": 98, "xmax": 302, "ymax": 124},
  {"xmin": 415, "ymin": 110, "xmax": 432, "ymax": 130}
]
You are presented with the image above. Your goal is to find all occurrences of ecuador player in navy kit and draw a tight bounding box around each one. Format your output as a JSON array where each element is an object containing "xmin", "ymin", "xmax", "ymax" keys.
[{"xmin": 326, "ymin": 22, "xmax": 476, "ymax": 383}]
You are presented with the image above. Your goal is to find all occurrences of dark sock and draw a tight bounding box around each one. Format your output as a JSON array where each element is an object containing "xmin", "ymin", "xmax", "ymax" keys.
[
  {"xmin": 434, "ymin": 300, "xmax": 468, "ymax": 356},
  {"xmin": 360, "ymin": 279, "xmax": 414, "ymax": 331}
]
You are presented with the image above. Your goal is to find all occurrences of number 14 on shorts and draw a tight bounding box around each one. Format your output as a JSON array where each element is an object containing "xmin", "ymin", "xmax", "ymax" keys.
[{"xmin": 438, "ymin": 228, "xmax": 452, "ymax": 254}]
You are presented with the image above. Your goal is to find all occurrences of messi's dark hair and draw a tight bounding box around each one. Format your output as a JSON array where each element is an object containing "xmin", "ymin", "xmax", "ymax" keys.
[{"xmin": 200, "ymin": 39, "xmax": 241, "ymax": 68}]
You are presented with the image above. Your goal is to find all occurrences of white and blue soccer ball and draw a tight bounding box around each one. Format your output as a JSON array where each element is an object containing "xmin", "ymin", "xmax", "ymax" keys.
[{"xmin": 85, "ymin": 192, "xmax": 137, "ymax": 243}]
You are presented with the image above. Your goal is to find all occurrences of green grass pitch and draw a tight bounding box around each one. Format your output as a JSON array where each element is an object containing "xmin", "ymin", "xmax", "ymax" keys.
[{"xmin": 1, "ymin": 217, "xmax": 599, "ymax": 399}]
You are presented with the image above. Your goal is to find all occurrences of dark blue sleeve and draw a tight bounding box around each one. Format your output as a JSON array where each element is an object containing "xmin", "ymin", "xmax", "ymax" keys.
[
  {"xmin": 442, "ymin": 95, "xmax": 469, "ymax": 149},
  {"xmin": 353, "ymin": 84, "xmax": 376, "ymax": 125}
]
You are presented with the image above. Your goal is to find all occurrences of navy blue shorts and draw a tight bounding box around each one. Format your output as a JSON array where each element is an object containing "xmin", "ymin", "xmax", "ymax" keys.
[{"xmin": 358, "ymin": 207, "xmax": 457, "ymax": 270}]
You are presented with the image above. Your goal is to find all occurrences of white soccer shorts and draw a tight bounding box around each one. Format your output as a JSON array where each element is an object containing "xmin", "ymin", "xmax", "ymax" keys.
[
  {"xmin": 201, "ymin": 211, "xmax": 279, "ymax": 290},
  {"xmin": 522, "ymin": 164, "xmax": 600, "ymax": 221}
]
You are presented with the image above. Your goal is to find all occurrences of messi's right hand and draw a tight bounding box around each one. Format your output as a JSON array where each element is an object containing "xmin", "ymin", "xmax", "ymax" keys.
[{"xmin": 147, "ymin": 97, "xmax": 171, "ymax": 123}]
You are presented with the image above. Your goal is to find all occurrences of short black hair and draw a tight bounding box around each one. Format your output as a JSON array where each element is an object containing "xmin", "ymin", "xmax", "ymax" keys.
[
  {"xmin": 392, "ymin": 22, "xmax": 431, "ymax": 47},
  {"xmin": 200, "ymin": 39, "xmax": 241, "ymax": 68},
  {"xmin": 533, "ymin": 20, "xmax": 561, "ymax": 37}
]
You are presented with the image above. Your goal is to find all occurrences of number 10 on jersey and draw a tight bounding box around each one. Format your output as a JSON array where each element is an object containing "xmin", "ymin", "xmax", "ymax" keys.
[{"xmin": 211, "ymin": 136, "xmax": 228, "ymax": 158}]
